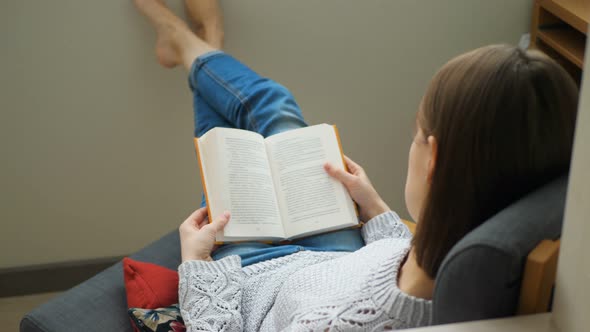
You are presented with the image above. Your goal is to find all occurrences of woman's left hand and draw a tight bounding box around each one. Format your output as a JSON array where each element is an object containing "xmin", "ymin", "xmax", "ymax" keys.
[{"xmin": 179, "ymin": 207, "xmax": 230, "ymax": 262}]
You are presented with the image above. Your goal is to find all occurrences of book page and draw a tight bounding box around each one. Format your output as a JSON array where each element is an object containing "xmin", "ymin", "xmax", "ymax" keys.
[
  {"xmin": 265, "ymin": 124, "xmax": 358, "ymax": 238},
  {"xmin": 197, "ymin": 128, "xmax": 285, "ymax": 240}
]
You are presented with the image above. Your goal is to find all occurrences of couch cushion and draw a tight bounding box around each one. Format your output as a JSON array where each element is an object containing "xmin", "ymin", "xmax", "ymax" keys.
[
  {"xmin": 20, "ymin": 231, "xmax": 181, "ymax": 332},
  {"xmin": 128, "ymin": 304, "xmax": 185, "ymax": 332},
  {"xmin": 123, "ymin": 257, "xmax": 179, "ymax": 309},
  {"xmin": 433, "ymin": 176, "xmax": 567, "ymax": 324}
]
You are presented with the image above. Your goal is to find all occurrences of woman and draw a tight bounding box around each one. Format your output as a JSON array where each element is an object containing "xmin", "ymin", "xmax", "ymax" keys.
[{"xmin": 133, "ymin": 0, "xmax": 578, "ymax": 330}]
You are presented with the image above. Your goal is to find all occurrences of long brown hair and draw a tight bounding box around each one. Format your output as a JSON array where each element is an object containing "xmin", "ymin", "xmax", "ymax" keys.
[{"xmin": 413, "ymin": 45, "xmax": 578, "ymax": 278}]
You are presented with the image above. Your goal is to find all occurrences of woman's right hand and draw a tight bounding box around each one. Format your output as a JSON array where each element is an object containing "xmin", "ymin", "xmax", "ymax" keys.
[{"xmin": 324, "ymin": 155, "xmax": 390, "ymax": 222}]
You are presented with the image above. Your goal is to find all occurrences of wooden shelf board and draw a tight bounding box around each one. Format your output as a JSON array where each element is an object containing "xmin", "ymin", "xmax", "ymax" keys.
[
  {"xmin": 539, "ymin": 0, "xmax": 590, "ymax": 34},
  {"xmin": 537, "ymin": 28, "xmax": 586, "ymax": 68},
  {"xmin": 534, "ymin": 41, "xmax": 583, "ymax": 85}
]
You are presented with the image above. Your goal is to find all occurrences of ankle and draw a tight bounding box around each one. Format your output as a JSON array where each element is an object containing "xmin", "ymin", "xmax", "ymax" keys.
[
  {"xmin": 203, "ymin": 28, "xmax": 224, "ymax": 49},
  {"xmin": 194, "ymin": 21, "xmax": 224, "ymax": 48}
]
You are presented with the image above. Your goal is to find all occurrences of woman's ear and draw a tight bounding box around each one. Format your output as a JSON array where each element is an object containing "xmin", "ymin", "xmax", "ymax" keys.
[{"xmin": 427, "ymin": 136, "xmax": 438, "ymax": 183}]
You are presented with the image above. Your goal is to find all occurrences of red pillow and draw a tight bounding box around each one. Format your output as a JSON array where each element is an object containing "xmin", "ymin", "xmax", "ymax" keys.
[{"xmin": 123, "ymin": 257, "xmax": 179, "ymax": 309}]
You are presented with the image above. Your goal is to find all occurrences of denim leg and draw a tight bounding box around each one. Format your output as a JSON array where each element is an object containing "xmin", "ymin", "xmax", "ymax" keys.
[
  {"xmin": 188, "ymin": 51, "xmax": 307, "ymax": 137},
  {"xmin": 292, "ymin": 228, "xmax": 365, "ymax": 252},
  {"xmin": 211, "ymin": 243, "xmax": 302, "ymax": 267},
  {"xmin": 193, "ymin": 90, "xmax": 234, "ymax": 138},
  {"xmin": 189, "ymin": 51, "xmax": 364, "ymax": 263},
  {"xmin": 189, "ymin": 56, "xmax": 236, "ymax": 138}
]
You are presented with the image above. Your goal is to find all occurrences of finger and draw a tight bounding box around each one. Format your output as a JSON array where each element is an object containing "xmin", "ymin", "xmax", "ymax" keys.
[
  {"xmin": 209, "ymin": 211, "xmax": 231, "ymax": 232},
  {"xmin": 343, "ymin": 155, "xmax": 363, "ymax": 174},
  {"xmin": 188, "ymin": 207, "xmax": 208, "ymax": 223},
  {"xmin": 324, "ymin": 162, "xmax": 356, "ymax": 185},
  {"xmin": 196, "ymin": 215, "xmax": 209, "ymax": 229}
]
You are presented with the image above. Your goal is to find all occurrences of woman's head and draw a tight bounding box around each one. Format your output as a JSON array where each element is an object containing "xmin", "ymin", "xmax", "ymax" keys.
[{"xmin": 405, "ymin": 44, "xmax": 578, "ymax": 278}]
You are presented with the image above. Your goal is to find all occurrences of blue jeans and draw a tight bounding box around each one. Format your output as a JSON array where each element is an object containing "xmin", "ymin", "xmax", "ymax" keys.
[{"xmin": 189, "ymin": 51, "xmax": 364, "ymax": 266}]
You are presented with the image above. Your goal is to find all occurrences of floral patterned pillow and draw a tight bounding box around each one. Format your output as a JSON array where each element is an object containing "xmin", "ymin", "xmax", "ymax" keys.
[{"xmin": 128, "ymin": 304, "xmax": 186, "ymax": 332}]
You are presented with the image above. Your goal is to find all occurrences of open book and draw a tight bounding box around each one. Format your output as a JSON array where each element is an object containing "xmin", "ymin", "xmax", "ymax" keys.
[{"xmin": 195, "ymin": 124, "xmax": 359, "ymax": 243}]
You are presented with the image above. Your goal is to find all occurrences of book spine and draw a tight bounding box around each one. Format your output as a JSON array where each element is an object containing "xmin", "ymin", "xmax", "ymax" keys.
[
  {"xmin": 194, "ymin": 137, "xmax": 224, "ymax": 244},
  {"xmin": 332, "ymin": 125, "xmax": 360, "ymax": 218}
]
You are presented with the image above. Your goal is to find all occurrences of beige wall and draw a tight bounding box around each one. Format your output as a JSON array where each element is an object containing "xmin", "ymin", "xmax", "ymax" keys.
[
  {"xmin": 0, "ymin": 0, "xmax": 533, "ymax": 268},
  {"xmin": 552, "ymin": 41, "xmax": 590, "ymax": 332}
]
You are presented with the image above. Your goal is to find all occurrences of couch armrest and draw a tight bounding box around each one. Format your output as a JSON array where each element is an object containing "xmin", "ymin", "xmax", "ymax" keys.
[{"xmin": 20, "ymin": 230, "xmax": 181, "ymax": 332}]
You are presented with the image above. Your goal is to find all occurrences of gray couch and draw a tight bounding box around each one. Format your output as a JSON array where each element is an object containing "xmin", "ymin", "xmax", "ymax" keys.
[{"xmin": 20, "ymin": 177, "xmax": 567, "ymax": 331}]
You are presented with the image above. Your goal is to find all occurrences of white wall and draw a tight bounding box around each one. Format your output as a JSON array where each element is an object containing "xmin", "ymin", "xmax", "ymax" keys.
[
  {"xmin": 552, "ymin": 41, "xmax": 590, "ymax": 332},
  {"xmin": 0, "ymin": 0, "xmax": 533, "ymax": 268}
]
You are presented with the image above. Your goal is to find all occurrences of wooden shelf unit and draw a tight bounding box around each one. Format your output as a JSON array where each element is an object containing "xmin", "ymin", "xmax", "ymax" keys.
[{"xmin": 530, "ymin": 0, "xmax": 589, "ymax": 84}]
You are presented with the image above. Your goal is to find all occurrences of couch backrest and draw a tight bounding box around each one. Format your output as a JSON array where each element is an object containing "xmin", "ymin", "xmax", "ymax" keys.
[{"xmin": 432, "ymin": 176, "xmax": 568, "ymax": 324}]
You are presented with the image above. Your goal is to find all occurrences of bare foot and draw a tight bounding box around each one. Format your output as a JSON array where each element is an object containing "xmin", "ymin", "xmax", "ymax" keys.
[
  {"xmin": 154, "ymin": 24, "xmax": 182, "ymax": 68},
  {"xmin": 134, "ymin": 0, "xmax": 189, "ymax": 68},
  {"xmin": 134, "ymin": 0, "xmax": 217, "ymax": 70}
]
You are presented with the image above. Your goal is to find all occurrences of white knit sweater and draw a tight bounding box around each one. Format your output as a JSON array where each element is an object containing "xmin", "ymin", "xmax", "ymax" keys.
[{"xmin": 178, "ymin": 211, "xmax": 432, "ymax": 331}]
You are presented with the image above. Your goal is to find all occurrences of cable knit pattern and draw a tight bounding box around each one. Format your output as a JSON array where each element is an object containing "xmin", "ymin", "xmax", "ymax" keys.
[
  {"xmin": 178, "ymin": 256, "xmax": 243, "ymax": 331},
  {"xmin": 178, "ymin": 211, "xmax": 431, "ymax": 331},
  {"xmin": 362, "ymin": 211, "xmax": 413, "ymax": 244}
]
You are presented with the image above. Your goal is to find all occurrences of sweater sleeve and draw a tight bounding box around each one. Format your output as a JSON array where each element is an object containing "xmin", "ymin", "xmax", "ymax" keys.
[
  {"xmin": 361, "ymin": 210, "xmax": 413, "ymax": 244},
  {"xmin": 178, "ymin": 255, "xmax": 244, "ymax": 332}
]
